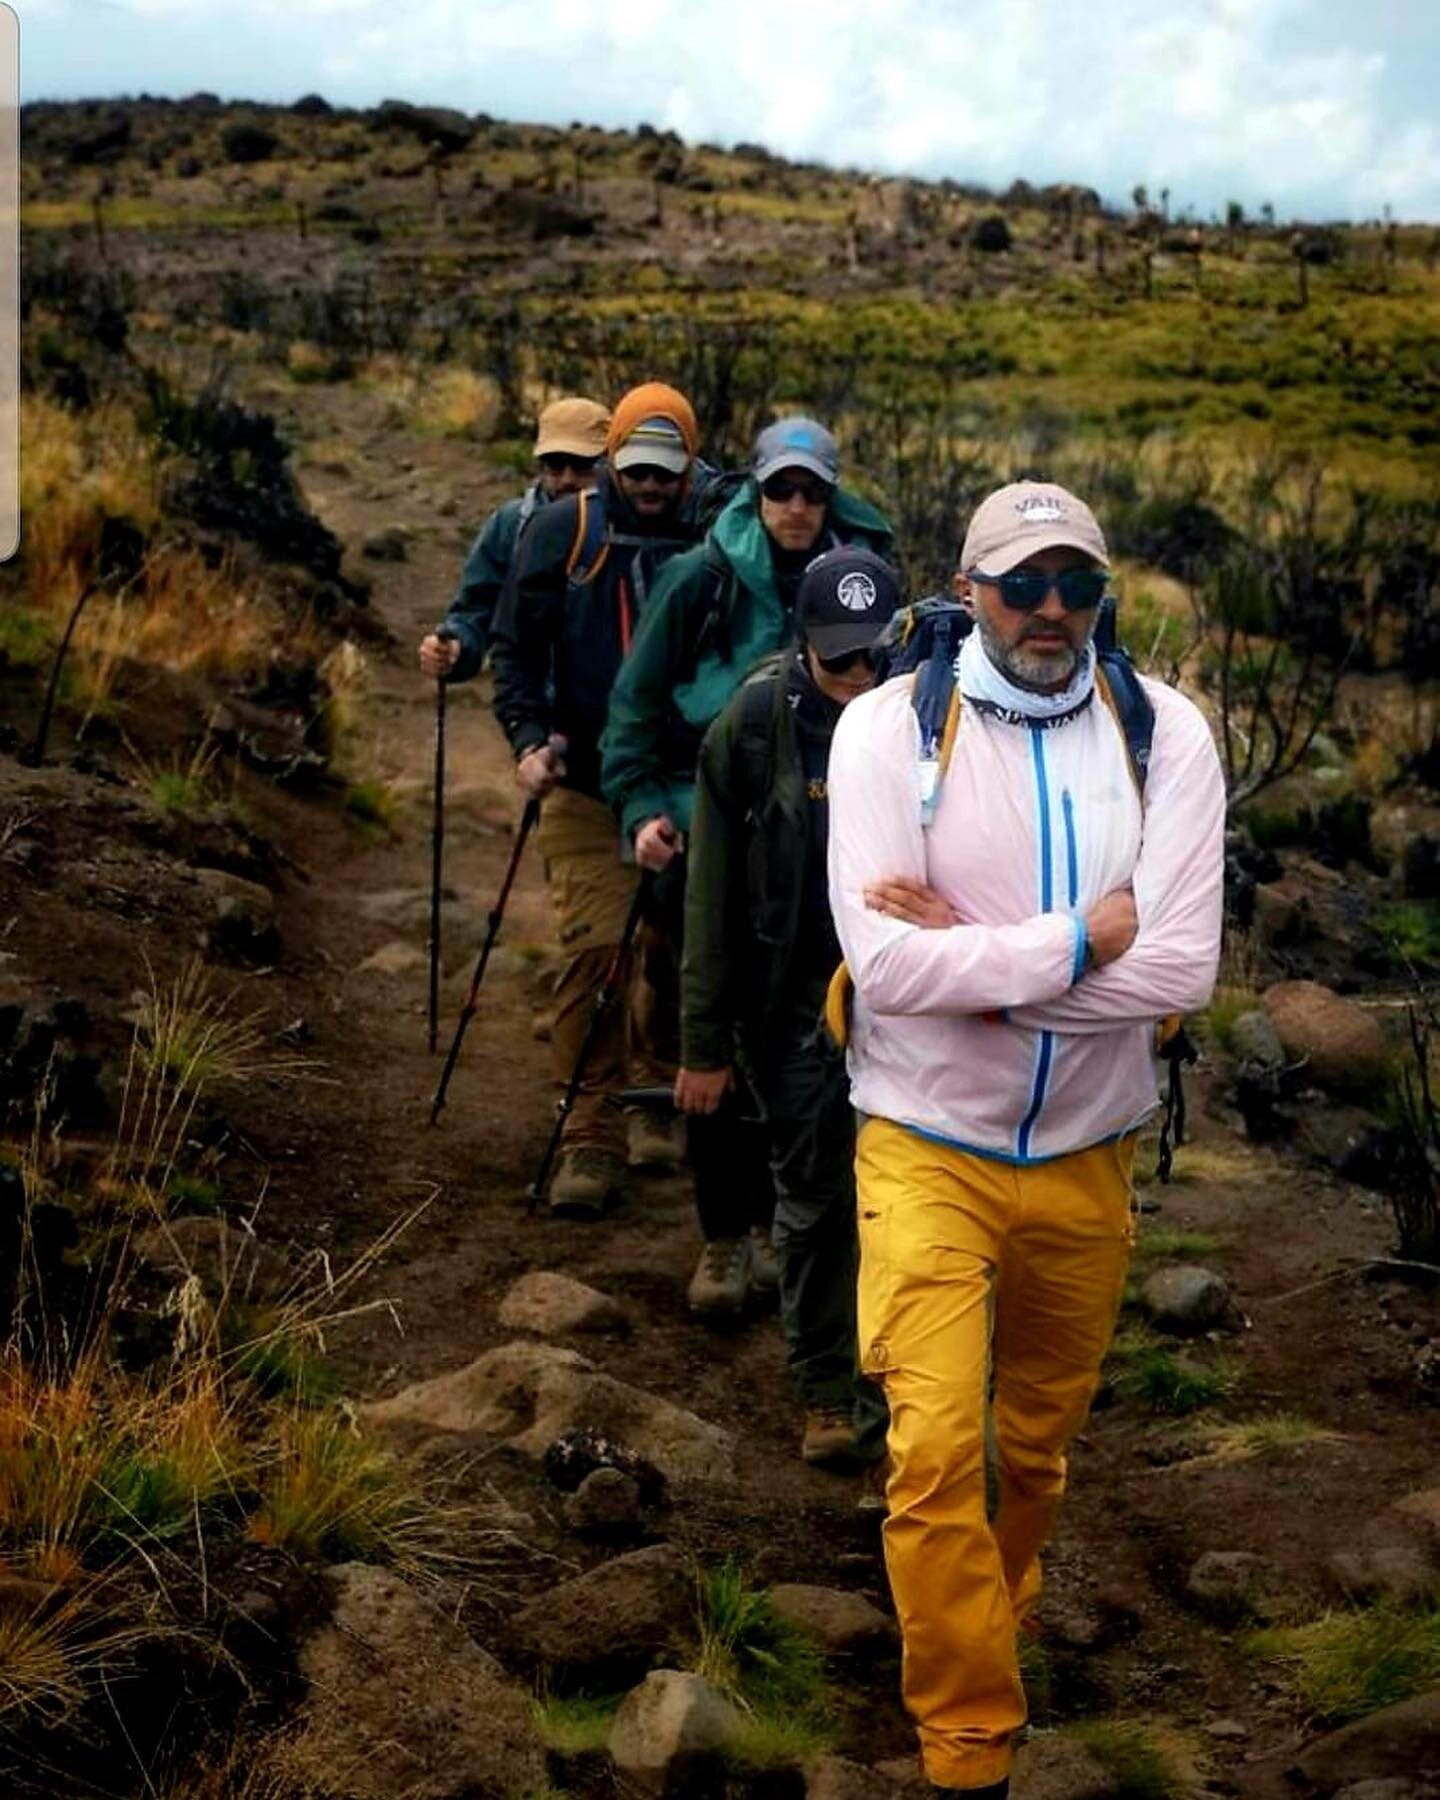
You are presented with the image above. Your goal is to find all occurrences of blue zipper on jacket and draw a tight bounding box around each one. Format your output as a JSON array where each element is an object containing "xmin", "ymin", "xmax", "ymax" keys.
[
  {"xmin": 1062, "ymin": 788, "xmax": 1078, "ymax": 907},
  {"xmin": 1018, "ymin": 729, "xmax": 1056, "ymax": 1159}
]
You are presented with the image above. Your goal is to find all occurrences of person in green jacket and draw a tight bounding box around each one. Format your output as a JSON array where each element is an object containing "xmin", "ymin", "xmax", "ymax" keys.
[
  {"xmin": 600, "ymin": 417, "xmax": 895, "ymax": 1320},
  {"xmin": 677, "ymin": 545, "xmax": 901, "ymax": 1465},
  {"xmin": 418, "ymin": 396, "xmax": 611, "ymax": 681}
]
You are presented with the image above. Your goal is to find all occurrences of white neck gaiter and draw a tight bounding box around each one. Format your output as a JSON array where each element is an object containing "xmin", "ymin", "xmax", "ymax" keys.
[{"xmin": 957, "ymin": 630, "xmax": 1097, "ymax": 728}]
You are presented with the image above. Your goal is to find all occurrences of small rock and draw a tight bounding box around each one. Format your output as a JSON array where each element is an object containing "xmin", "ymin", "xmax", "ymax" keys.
[
  {"xmin": 1228, "ymin": 1008, "xmax": 1286, "ymax": 1070},
  {"xmin": 806, "ymin": 1753, "xmax": 909, "ymax": 1798},
  {"xmin": 1141, "ymin": 1265, "xmax": 1234, "ymax": 1334},
  {"xmin": 1185, "ymin": 1550, "xmax": 1292, "ymax": 1623},
  {"xmin": 288, "ymin": 1563, "xmax": 545, "ymax": 1799},
  {"xmin": 1328, "ymin": 1545, "xmax": 1439, "ymax": 1608},
  {"xmin": 510, "ymin": 1544, "xmax": 697, "ymax": 1686},
  {"xmin": 1291, "ymin": 1690, "xmax": 1440, "ymax": 1787},
  {"xmin": 608, "ymin": 1669, "xmax": 742, "ymax": 1794},
  {"xmin": 768, "ymin": 1584, "xmax": 892, "ymax": 1654},
  {"xmin": 1393, "ymin": 1487, "xmax": 1440, "ymax": 1545},
  {"xmin": 357, "ymin": 940, "xmax": 428, "ymax": 977},
  {"xmin": 1010, "ymin": 1733, "xmax": 1114, "ymax": 1798},
  {"xmin": 1042, "ymin": 1605, "xmax": 1106, "ymax": 1652},
  {"xmin": 544, "ymin": 1425, "xmax": 665, "ymax": 1502},
  {"xmin": 1204, "ymin": 1718, "xmax": 1250, "ymax": 1740},
  {"xmin": 362, "ymin": 525, "xmax": 409, "ymax": 561},
  {"xmin": 564, "ymin": 1467, "xmax": 644, "ymax": 1540},
  {"xmin": 1263, "ymin": 980, "xmax": 1390, "ymax": 1097},
  {"xmin": 498, "ymin": 1270, "xmax": 626, "ymax": 1336}
]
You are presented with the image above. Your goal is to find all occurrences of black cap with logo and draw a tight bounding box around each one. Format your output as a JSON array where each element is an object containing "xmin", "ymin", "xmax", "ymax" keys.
[{"xmin": 796, "ymin": 545, "xmax": 902, "ymax": 658}]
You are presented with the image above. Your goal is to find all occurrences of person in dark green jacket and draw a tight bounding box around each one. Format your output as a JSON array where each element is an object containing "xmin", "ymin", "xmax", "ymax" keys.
[
  {"xmin": 677, "ymin": 546, "xmax": 900, "ymax": 1466},
  {"xmin": 417, "ymin": 396, "xmax": 610, "ymax": 681}
]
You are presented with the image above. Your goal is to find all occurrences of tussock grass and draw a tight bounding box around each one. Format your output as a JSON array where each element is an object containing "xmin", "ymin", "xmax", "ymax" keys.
[
  {"xmin": 1107, "ymin": 1327, "xmax": 1237, "ymax": 1417},
  {"xmin": 1200, "ymin": 983, "xmax": 1263, "ymax": 1054},
  {"xmin": 1248, "ymin": 1602, "xmax": 1440, "ymax": 1724},
  {"xmin": 414, "ymin": 367, "xmax": 500, "ymax": 439},
  {"xmin": 693, "ymin": 1560, "xmax": 833, "ymax": 1768},
  {"xmin": 342, "ymin": 779, "xmax": 398, "ymax": 837},
  {"xmin": 531, "ymin": 1689, "xmax": 623, "ymax": 1755},
  {"xmin": 1066, "ymin": 1720, "xmax": 1175, "ymax": 1797},
  {"xmin": 1182, "ymin": 1413, "xmax": 1343, "ymax": 1467},
  {"xmin": 1132, "ymin": 1228, "xmax": 1221, "ymax": 1263}
]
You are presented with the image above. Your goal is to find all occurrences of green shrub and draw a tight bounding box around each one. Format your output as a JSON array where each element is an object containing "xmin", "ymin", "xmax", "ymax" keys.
[
  {"xmin": 1248, "ymin": 1602, "xmax": 1440, "ymax": 1724},
  {"xmin": 1067, "ymin": 1721, "xmax": 1174, "ymax": 1797}
]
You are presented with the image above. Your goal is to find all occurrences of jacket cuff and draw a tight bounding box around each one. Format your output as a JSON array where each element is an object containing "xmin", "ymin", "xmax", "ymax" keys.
[
  {"xmin": 681, "ymin": 1023, "xmax": 733, "ymax": 1070},
  {"xmin": 511, "ymin": 723, "xmax": 548, "ymax": 761},
  {"xmin": 1069, "ymin": 916, "xmax": 1090, "ymax": 986},
  {"xmin": 620, "ymin": 788, "xmax": 671, "ymax": 845}
]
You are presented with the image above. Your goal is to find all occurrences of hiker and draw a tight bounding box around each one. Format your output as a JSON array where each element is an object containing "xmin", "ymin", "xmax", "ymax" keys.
[
  {"xmin": 489, "ymin": 383, "xmax": 704, "ymax": 1216},
  {"xmin": 677, "ymin": 546, "xmax": 899, "ymax": 1468},
  {"xmin": 417, "ymin": 395, "xmax": 610, "ymax": 682},
  {"xmin": 600, "ymin": 417, "xmax": 895, "ymax": 1318},
  {"xmin": 827, "ymin": 481, "xmax": 1225, "ymax": 1796}
]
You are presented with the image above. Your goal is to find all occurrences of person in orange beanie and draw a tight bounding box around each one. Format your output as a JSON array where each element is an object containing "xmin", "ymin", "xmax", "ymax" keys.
[{"xmin": 489, "ymin": 383, "xmax": 704, "ymax": 1215}]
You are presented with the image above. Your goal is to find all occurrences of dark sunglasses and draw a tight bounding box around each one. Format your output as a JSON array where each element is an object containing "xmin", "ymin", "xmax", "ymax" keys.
[
  {"xmin": 815, "ymin": 644, "xmax": 879, "ymax": 676},
  {"xmin": 970, "ymin": 567, "xmax": 1109, "ymax": 613},
  {"xmin": 539, "ymin": 453, "xmax": 599, "ymax": 475},
  {"xmin": 762, "ymin": 472, "xmax": 831, "ymax": 506},
  {"xmin": 622, "ymin": 463, "xmax": 684, "ymax": 486}
]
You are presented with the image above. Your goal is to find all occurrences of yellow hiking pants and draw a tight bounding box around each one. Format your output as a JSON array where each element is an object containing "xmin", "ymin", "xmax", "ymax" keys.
[{"xmin": 856, "ymin": 1118, "xmax": 1135, "ymax": 1790}]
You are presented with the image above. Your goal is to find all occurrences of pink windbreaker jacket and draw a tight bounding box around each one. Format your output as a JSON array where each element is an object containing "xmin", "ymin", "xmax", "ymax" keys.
[{"xmin": 826, "ymin": 672, "xmax": 1226, "ymax": 1163}]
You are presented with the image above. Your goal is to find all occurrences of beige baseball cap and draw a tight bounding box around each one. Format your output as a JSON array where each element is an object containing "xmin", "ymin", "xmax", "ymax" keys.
[
  {"xmin": 534, "ymin": 396, "xmax": 611, "ymax": 459},
  {"xmin": 960, "ymin": 480, "xmax": 1109, "ymax": 575}
]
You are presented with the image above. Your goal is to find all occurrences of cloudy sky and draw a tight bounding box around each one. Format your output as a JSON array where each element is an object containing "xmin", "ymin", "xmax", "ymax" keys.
[{"xmin": 19, "ymin": 0, "xmax": 1440, "ymax": 222}]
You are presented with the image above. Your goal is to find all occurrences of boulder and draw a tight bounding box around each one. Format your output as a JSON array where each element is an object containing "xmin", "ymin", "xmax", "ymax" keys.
[
  {"xmin": 767, "ymin": 1583, "xmax": 892, "ymax": 1654},
  {"xmin": 564, "ymin": 1467, "xmax": 644, "ymax": 1540},
  {"xmin": 510, "ymin": 1543, "xmax": 697, "ymax": 1685},
  {"xmin": 1263, "ymin": 981, "xmax": 1389, "ymax": 1097},
  {"xmin": 362, "ymin": 1340, "xmax": 735, "ymax": 1490},
  {"xmin": 195, "ymin": 868, "xmax": 279, "ymax": 964},
  {"xmin": 287, "ymin": 1563, "xmax": 545, "ymax": 1798},
  {"xmin": 132, "ymin": 1217, "xmax": 288, "ymax": 1303},
  {"xmin": 608, "ymin": 1669, "xmax": 742, "ymax": 1794},
  {"xmin": 1290, "ymin": 1690, "xmax": 1440, "ymax": 1788},
  {"xmin": 1185, "ymin": 1550, "xmax": 1293, "ymax": 1623},
  {"xmin": 1011, "ymin": 1734, "xmax": 1115, "ymax": 1798},
  {"xmin": 1140, "ymin": 1265, "xmax": 1234, "ymax": 1334},
  {"xmin": 498, "ymin": 1270, "xmax": 627, "ymax": 1336}
]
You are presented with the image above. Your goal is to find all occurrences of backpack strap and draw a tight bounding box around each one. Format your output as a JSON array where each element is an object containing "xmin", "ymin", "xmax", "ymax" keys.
[
  {"xmin": 1094, "ymin": 652, "xmax": 1154, "ymax": 797},
  {"xmin": 565, "ymin": 488, "xmax": 611, "ymax": 588},
  {"xmin": 909, "ymin": 608, "xmax": 965, "ymax": 825}
]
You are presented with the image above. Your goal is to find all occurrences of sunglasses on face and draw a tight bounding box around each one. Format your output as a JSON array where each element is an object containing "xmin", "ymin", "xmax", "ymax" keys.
[
  {"xmin": 539, "ymin": 453, "xmax": 599, "ymax": 475},
  {"xmin": 761, "ymin": 473, "xmax": 831, "ymax": 507},
  {"xmin": 622, "ymin": 464, "xmax": 684, "ymax": 487},
  {"xmin": 970, "ymin": 567, "xmax": 1109, "ymax": 613},
  {"xmin": 814, "ymin": 644, "xmax": 878, "ymax": 676}
]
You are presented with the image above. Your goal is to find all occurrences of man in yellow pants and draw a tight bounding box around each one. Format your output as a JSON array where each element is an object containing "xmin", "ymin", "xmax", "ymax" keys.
[{"xmin": 826, "ymin": 481, "xmax": 1225, "ymax": 1794}]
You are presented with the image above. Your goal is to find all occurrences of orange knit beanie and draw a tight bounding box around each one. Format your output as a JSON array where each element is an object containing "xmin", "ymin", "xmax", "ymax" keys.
[{"xmin": 605, "ymin": 382, "xmax": 699, "ymax": 461}]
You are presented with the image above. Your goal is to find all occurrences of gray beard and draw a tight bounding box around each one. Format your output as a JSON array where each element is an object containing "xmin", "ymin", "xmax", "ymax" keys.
[{"xmin": 977, "ymin": 613, "xmax": 1089, "ymax": 693}]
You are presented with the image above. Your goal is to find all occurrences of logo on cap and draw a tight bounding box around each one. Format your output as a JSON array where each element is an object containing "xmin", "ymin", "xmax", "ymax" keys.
[
  {"xmin": 836, "ymin": 571, "xmax": 878, "ymax": 612},
  {"xmin": 1015, "ymin": 497, "xmax": 1067, "ymax": 523}
]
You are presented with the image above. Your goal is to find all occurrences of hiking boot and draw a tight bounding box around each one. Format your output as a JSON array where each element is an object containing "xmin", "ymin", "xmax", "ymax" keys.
[
  {"xmin": 802, "ymin": 1406, "xmax": 862, "ymax": 1469},
  {"xmin": 548, "ymin": 1148, "xmax": 623, "ymax": 1218},
  {"xmin": 626, "ymin": 1110, "xmax": 686, "ymax": 1172},
  {"xmin": 747, "ymin": 1225, "xmax": 780, "ymax": 1295},
  {"xmin": 855, "ymin": 1454, "xmax": 891, "ymax": 1519},
  {"xmin": 687, "ymin": 1237, "xmax": 752, "ymax": 1318}
]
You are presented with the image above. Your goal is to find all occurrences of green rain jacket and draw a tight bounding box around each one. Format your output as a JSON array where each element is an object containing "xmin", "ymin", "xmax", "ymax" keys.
[{"xmin": 600, "ymin": 478, "xmax": 894, "ymax": 843}]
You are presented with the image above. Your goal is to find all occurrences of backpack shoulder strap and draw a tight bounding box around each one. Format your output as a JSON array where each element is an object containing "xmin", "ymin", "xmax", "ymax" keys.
[
  {"xmin": 1094, "ymin": 652, "xmax": 1155, "ymax": 798},
  {"xmin": 733, "ymin": 657, "xmax": 785, "ymax": 798},
  {"xmin": 909, "ymin": 643, "xmax": 963, "ymax": 827},
  {"xmin": 565, "ymin": 488, "xmax": 611, "ymax": 587}
]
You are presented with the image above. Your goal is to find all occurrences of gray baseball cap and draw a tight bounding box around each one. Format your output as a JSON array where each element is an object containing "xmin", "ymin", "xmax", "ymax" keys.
[{"xmin": 753, "ymin": 417, "xmax": 839, "ymax": 486}]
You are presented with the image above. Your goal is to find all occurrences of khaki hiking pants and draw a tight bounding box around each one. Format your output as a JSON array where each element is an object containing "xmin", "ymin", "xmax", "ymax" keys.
[
  {"xmin": 537, "ymin": 787, "xmax": 672, "ymax": 1157},
  {"xmin": 855, "ymin": 1118, "xmax": 1136, "ymax": 1791}
]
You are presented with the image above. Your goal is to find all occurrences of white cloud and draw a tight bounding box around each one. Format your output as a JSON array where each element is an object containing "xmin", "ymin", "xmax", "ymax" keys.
[{"xmin": 19, "ymin": 0, "xmax": 1440, "ymax": 220}]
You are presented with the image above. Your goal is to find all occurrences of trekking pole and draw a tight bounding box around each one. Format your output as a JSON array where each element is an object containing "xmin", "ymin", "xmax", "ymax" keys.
[
  {"xmin": 528, "ymin": 873, "xmax": 652, "ymax": 1210},
  {"xmin": 427, "ymin": 645, "xmax": 451, "ymax": 1054},
  {"xmin": 428, "ymin": 797, "xmax": 541, "ymax": 1126}
]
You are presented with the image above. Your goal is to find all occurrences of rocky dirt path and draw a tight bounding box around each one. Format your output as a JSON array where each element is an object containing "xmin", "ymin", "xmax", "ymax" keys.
[{"xmin": 226, "ymin": 378, "xmax": 1440, "ymax": 1795}]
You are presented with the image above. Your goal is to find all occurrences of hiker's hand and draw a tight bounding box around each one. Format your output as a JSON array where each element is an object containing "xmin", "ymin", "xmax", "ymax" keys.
[
  {"xmin": 675, "ymin": 1066, "xmax": 732, "ymax": 1115},
  {"xmin": 864, "ymin": 875, "xmax": 960, "ymax": 929},
  {"xmin": 635, "ymin": 816, "xmax": 682, "ymax": 871},
  {"xmin": 419, "ymin": 633, "xmax": 461, "ymax": 678},
  {"xmin": 1085, "ymin": 888, "xmax": 1138, "ymax": 967},
  {"xmin": 516, "ymin": 735, "xmax": 567, "ymax": 800}
]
